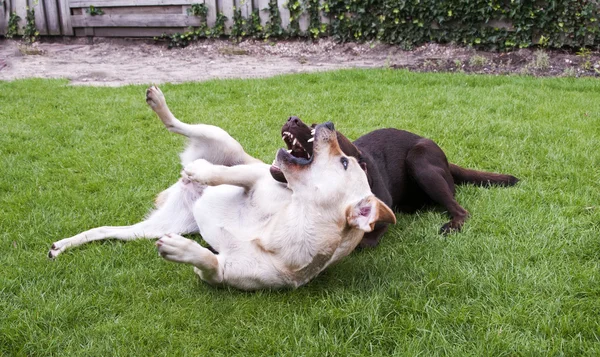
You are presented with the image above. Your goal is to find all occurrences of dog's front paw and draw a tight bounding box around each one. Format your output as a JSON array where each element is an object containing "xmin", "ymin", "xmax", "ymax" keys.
[
  {"xmin": 145, "ymin": 85, "xmax": 166, "ymax": 111},
  {"xmin": 183, "ymin": 159, "xmax": 215, "ymax": 185},
  {"xmin": 156, "ymin": 233, "xmax": 202, "ymax": 265}
]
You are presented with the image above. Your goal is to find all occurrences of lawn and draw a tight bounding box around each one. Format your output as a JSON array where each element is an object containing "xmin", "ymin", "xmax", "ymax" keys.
[{"xmin": 1, "ymin": 70, "xmax": 599, "ymax": 356}]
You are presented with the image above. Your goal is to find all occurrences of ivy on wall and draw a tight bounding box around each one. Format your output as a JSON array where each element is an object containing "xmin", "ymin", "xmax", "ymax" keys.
[
  {"xmin": 149, "ymin": 0, "xmax": 600, "ymax": 50},
  {"xmin": 325, "ymin": 0, "xmax": 600, "ymax": 50}
]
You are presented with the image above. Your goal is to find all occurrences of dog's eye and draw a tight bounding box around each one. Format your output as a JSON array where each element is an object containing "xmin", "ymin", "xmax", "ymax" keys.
[{"xmin": 340, "ymin": 157, "xmax": 349, "ymax": 170}]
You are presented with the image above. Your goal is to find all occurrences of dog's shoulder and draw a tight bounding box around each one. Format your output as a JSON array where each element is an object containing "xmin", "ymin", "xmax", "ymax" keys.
[{"xmin": 354, "ymin": 128, "xmax": 423, "ymax": 154}]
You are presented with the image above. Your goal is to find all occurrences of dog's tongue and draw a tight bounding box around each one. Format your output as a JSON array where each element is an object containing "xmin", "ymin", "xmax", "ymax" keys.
[{"xmin": 270, "ymin": 165, "xmax": 287, "ymax": 183}]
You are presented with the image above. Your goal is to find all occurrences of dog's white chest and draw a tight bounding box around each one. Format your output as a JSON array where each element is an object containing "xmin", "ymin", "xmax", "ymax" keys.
[{"xmin": 192, "ymin": 180, "xmax": 289, "ymax": 250}]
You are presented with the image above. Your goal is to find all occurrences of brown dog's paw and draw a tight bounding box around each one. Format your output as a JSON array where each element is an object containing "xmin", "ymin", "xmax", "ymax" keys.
[
  {"xmin": 439, "ymin": 222, "xmax": 462, "ymax": 235},
  {"xmin": 357, "ymin": 237, "xmax": 380, "ymax": 249}
]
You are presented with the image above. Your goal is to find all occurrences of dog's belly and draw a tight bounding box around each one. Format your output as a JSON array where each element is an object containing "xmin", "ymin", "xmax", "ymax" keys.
[{"xmin": 192, "ymin": 183, "xmax": 288, "ymax": 252}]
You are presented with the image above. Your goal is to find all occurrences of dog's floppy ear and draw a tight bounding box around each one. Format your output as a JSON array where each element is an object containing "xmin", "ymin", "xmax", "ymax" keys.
[{"xmin": 346, "ymin": 196, "xmax": 396, "ymax": 232}]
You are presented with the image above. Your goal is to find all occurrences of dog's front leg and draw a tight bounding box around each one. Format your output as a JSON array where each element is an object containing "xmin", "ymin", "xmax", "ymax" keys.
[
  {"xmin": 358, "ymin": 224, "xmax": 389, "ymax": 248},
  {"xmin": 145, "ymin": 86, "xmax": 259, "ymax": 167},
  {"xmin": 183, "ymin": 159, "xmax": 265, "ymax": 190},
  {"xmin": 145, "ymin": 85, "xmax": 191, "ymax": 136}
]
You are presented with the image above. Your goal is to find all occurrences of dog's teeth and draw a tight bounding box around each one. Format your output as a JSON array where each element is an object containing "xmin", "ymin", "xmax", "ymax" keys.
[
  {"xmin": 287, "ymin": 149, "xmax": 292, "ymax": 153},
  {"xmin": 293, "ymin": 138, "xmax": 298, "ymax": 145},
  {"xmin": 307, "ymin": 137, "xmax": 314, "ymax": 143},
  {"xmin": 311, "ymin": 129, "xmax": 315, "ymax": 135},
  {"xmin": 307, "ymin": 153, "xmax": 311, "ymax": 159}
]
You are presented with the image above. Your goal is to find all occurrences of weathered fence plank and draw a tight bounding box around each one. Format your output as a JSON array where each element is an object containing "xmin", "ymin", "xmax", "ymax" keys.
[
  {"xmin": 15, "ymin": 0, "xmax": 27, "ymax": 35},
  {"xmin": 205, "ymin": 0, "xmax": 216, "ymax": 26},
  {"xmin": 44, "ymin": 0, "xmax": 62, "ymax": 34},
  {"xmin": 78, "ymin": 26, "xmax": 184, "ymax": 36},
  {"xmin": 256, "ymin": 0, "xmax": 268, "ymax": 26},
  {"xmin": 299, "ymin": 9, "xmax": 307, "ymax": 32},
  {"xmin": 319, "ymin": 0, "xmax": 328, "ymax": 24},
  {"xmin": 69, "ymin": 0, "xmax": 194, "ymax": 7},
  {"xmin": 71, "ymin": 13, "xmax": 204, "ymax": 26},
  {"xmin": 34, "ymin": 0, "xmax": 48, "ymax": 35},
  {"xmin": 277, "ymin": 0, "xmax": 288, "ymax": 29},
  {"xmin": 0, "ymin": 0, "xmax": 7, "ymax": 35},
  {"xmin": 220, "ymin": 0, "xmax": 233, "ymax": 33},
  {"xmin": 236, "ymin": 0, "xmax": 249, "ymax": 19},
  {"xmin": 58, "ymin": 0, "xmax": 73, "ymax": 34}
]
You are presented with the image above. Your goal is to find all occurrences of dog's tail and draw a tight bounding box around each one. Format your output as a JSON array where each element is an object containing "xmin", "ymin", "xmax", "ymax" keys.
[{"xmin": 449, "ymin": 164, "xmax": 519, "ymax": 187}]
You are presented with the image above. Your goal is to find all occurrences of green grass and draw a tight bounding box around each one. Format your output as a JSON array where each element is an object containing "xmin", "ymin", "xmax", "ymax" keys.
[{"xmin": 1, "ymin": 70, "xmax": 599, "ymax": 356}]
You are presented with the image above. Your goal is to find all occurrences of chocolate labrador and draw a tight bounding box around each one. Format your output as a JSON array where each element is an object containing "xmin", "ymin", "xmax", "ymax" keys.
[{"xmin": 270, "ymin": 117, "xmax": 518, "ymax": 248}]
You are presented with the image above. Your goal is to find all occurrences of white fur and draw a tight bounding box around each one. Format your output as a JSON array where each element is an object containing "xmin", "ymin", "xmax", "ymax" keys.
[{"xmin": 49, "ymin": 86, "xmax": 394, "ymax": 290}]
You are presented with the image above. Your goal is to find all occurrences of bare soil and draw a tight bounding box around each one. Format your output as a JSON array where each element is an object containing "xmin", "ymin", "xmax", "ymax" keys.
[{"xmin": 1, "ymin": 37, "xmax": 599, "ymax": 86}]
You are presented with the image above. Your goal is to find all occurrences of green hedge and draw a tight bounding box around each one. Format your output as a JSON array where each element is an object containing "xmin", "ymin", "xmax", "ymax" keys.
[
  {"xmin": 160, "ymin": 0, "xmax": 600, "ymax": 50},
  {"xmin": 326, "ymin": 0, "xmax": 600, "ymax": 50}
]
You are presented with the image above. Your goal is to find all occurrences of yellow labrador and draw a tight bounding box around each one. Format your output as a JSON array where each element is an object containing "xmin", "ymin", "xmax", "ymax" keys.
[{"xmin": 49, "ymin": 86, "xmax": 395, "ymax": 290}]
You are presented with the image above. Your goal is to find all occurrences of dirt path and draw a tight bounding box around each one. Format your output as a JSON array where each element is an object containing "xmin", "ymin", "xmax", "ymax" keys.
[
  {"xmin": 0, "ymin": 38, "xmax": 597, "ymax": 86},
  {"xmin": 0, "ymin": 38, "xmax": 415, "ymax": 86}
]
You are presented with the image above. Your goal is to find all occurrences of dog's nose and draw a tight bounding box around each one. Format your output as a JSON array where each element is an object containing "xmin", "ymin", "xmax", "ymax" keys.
[
  {"xmin": 324, "ymin": 121, "xmax": 335, "ymax": 131},
  {"xmin": 288, "ymin": 116, "xmax": 300, "ymax": 125}
]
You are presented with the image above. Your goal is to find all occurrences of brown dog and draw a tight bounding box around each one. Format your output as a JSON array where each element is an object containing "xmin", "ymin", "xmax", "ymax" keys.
[{"xmin": 271, "ymin": 117, "xmax": 519, "ymax": 248}]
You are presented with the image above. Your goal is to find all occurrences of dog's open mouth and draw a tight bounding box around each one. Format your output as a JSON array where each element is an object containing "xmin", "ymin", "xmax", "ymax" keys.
[
  {"xmin": 270, "ymin": 119, "xmax": 315, "ymax": 183},
  {"xmin": 282, "ymin": 129, "xmax": 313, "ymax": 160}
]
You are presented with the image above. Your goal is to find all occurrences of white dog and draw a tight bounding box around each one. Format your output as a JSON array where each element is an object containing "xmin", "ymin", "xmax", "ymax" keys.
[{"xmin": 49, "ymin": 86, "xmax": 396, "ymax": 290}]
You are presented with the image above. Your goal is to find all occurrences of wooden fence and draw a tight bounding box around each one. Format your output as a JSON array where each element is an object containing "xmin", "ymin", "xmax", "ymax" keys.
[{"xmin": 0, "ymin": 0, "xmax": 326, "ymax": 37}]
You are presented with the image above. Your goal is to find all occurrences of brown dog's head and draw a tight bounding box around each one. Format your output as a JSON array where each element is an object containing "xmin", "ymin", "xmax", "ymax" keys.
[
  {"xmin": 271, "ymin": 116, "xmax": 366, "ymax": 183},
  {"xmin": 270, "ymin": 120, "xmax": 395, "ymax": 233}
]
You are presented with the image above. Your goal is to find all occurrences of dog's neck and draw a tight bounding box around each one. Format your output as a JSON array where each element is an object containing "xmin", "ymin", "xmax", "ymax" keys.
[{"xmin": 264, "ymin": 194, "xmax": 352, "ymax": 274}]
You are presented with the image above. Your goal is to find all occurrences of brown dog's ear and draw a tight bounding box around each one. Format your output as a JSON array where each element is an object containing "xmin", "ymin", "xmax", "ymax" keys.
[
  {"xmin": 346, "ymin": 196, "xmax": 396, "ymax": 232},
  {"xmin": 360, "ymin": 161, "xmax": 368, "ymax": 175},
  {"xmin": 335, "ymin": 132, "xmax": 362, "ymax": 158}
]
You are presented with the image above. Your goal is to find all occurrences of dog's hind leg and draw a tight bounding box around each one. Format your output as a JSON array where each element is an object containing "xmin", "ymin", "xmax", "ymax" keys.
[
  {"xmin": 49, "ymin": 183, "xmax": 200, "ymax": 258},
  {"xmin": 145, "ymin": 85, "xmax": 260, "ymax": 167},
  {"xmin": 156, "ymin": 233, "xmax": 222, "ymax": 284},
  {"xmin": 406, "ymin": 139, "xmax": 469, "ymax": 234},
  {"xmin": 157, "ymin": 234, "xmax": 288, "ymax": 290}
]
